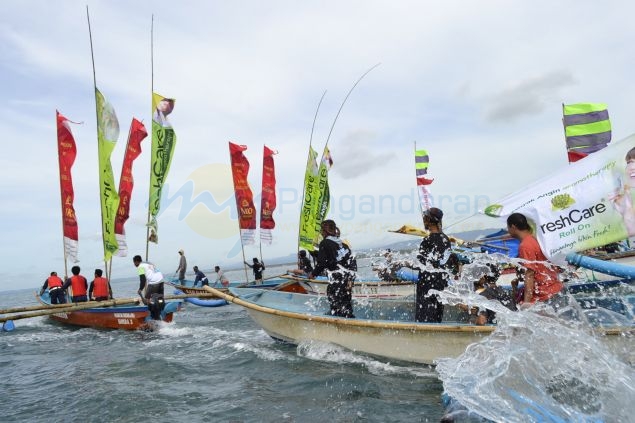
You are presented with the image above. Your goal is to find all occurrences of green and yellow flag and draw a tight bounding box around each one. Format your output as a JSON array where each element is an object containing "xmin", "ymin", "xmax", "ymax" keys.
[
  {"xmin": 95, "ymin": 88, "xmax": 120, "ymax": 261},
  {"xmin": 563, "ymin": 103, "xmax": 611, "ymax": 162},
  {"xmin": 298, "ymin": 146, "xmax": 319, "ymax": 251},
  {"xmin": 148, "ymin": 92, "xmax": 177, "ymax": 243},
  {"xmin": 311, "ymin": 146, "xmax": 333, "ymax": 246}
]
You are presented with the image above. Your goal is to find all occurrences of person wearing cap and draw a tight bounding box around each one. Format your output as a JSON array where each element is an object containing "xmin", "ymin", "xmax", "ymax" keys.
[
  {"xmin": 176, "ymin": 249, "xmax": 187, "ymax": 283},
  {"xmin": 310, "ymin": 220, "xmax": 357, "ymax": 318},
  {"xmin": 416, "ymin": 207, "xmax": 451, "ymax": 323}
]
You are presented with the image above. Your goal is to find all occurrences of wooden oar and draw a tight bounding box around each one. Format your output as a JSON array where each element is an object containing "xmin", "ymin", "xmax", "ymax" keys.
[
  {"xmin": 0, "ymin": 301, "xmax": 100, "ymax": 315},
  {"xmin": 0, "ymin": 297, "xmax": 142, "ymax": 323}
]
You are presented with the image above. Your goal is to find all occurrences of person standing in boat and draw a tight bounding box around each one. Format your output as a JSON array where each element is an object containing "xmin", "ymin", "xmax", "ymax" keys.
[
  {"xmin": 192, "ymin": 266, "xmax": 209, "ymax": 287},
  {"xmin": 416, "ymin": 207, "xmax": 451, "ymax": 323},
  {"xmin": 39, "ymin": 271, "xmax": 66, "ymax": 304},
  {"xmin": 62, "ymin": 265, "xmax": 88, "ymax": 303},
  {"xmin": 244, "ymin": 258, "xmax": 265, "ymax": 284},
  {"xmin": 506, "ymin": 213, "xmax": 563, "ymax": 304},
  {"xmin": 176, "ymin": 249, "xmax": 187, "ymax": 283},
  {"xmin": 213, "ymin": 266, "xmax": 230, "ymax": 287},
  {"xmin": 133, "ymin": 255, "xmax": 165, "ymax": 303},
  {"xmin": 310, "ymin": 220, "xmax": 356, "ymax": 318},
  {"xmin": 288, "ymin": 250, "xmax": 314, "ymax": 276},
  {"xmin": 89, "ymin": 268, "xmax": 113, "ymax": 301}
]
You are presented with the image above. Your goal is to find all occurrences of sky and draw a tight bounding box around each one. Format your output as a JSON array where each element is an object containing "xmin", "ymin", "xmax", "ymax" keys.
[{"xmin": 2, "ymin": 0, "xmax": 635, "ymax": 291}]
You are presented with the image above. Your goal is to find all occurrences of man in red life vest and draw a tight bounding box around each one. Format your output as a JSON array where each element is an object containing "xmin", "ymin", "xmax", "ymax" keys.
[
  {"xmin": 62, "ymin": 265, "xmax": 88, "ymax": 303},
  {"xmin": 39, "ymin": 271, "xmax": 66, "ymax": 304},
  {"xmin": 89, "ymin": 268, "xmax": 113, "ymax": 301}
]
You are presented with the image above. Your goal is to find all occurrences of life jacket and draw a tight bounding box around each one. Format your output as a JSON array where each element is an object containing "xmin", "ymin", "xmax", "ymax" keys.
[
  {"xmin": 92, "ymin": 277, "xmax": 109, "ymax": 298},
  {"xmin": 70, "ymin": 275, "xmax": 87, "ymax": 296},
  {"xmin": 47, "ymin": 275, "xmax": 63, "ymax": 289}
]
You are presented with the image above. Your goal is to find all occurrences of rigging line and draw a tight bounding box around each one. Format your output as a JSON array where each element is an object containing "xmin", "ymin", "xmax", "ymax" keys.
[
  {"xmin": 323, "ymin": 63, "xmax": 381, "ymax": 149},
  {"xmin": 443, "ymin": 211, "xmax": 483, "ymax": 233}
]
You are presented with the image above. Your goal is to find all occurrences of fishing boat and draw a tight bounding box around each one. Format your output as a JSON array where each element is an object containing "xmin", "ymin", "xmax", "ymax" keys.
[
  {"xmin": 35, "ymin": 291, "xmax": 179, "ymax": 330},
  {"xmin": 172, "ymin": 289, "xmax": 228, "ymax": 308},
  {"xmin": 208, "ymin": 287, "xmax": 632, "ymax": 365},
  {"xmin": 278, "ymin": 274, "xmax": 415, "ymax": 298}
]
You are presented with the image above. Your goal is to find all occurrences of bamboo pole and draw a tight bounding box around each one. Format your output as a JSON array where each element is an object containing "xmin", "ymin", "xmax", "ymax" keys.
[{"xmin": 145, "ymin": 14, "xmax": 155, "ymax": 262}]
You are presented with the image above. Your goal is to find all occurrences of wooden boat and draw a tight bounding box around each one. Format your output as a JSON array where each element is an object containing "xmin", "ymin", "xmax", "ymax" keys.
[
  {"xmin": 172, "ymin": 288, "xmax": 228, "ymax": 308},
  {"xmin": 206, "ymin": 287, "xmax": 633, "ymax": 365},
  {"xmin": 278, "ymin": 274, "xmax": 415, "ymax": 299},
  {"xmin": 36, "ymin": 292, "xmax": 179, "ymax": 330}
]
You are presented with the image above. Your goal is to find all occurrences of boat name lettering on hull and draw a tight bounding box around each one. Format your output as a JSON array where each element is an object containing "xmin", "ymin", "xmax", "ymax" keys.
[{"xmin": 113, "ymin": 313, "xmax": 135, "ymax": 318}]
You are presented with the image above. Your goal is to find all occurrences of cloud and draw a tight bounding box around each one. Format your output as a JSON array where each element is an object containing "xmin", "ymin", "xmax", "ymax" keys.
[
  {"xmin": 331, "ymin": 130, "xmax": 398, "ymax": 179},
  {"xmin": 484, "ymin": 70, "xmax": 578, "ymax": 123}
]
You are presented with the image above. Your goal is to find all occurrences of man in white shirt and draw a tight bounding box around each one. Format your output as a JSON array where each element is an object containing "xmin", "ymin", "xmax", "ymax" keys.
[
  {"xmin": 133, "ymin": 255, "xmax": 165, "ymax": 301},
  {"xmin": 214, "ymin": 266, "xmax": 230, "ymax": 287}
]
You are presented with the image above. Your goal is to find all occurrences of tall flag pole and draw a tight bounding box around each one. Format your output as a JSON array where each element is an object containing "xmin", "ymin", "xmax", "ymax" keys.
[
  {"xmin": 562, "ymin": 103, "xmax": 611, "ymax": 163},
  {"xmin": 229, "ymin": 142, "xmax": 257, "ymax": 282},
  {"xmin": 259, "ymin": 145, "xmax": 277, "ymax": 245},
  {"xmin": 87, "ymin": 7, "xmax": 120, "ymax": 277},
  {"xmin": 115, "ymin": 118, "xmax": 148, "ymax": 257},
  {"xmin": 56, "ymin": 111, "xmax": 80, "ymax": 274},
  {"xmin": 145, "ymin": 15, "xmax": 177, "ymax": 260},
  {"xmin": 415, "ymin": 144, "xmax": 434, "ymax": 222}
]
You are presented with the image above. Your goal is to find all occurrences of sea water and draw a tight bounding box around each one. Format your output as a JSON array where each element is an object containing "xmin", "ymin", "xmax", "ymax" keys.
[{"xmin": 1, "ymin": 258, "xmax": 634, "ymax": 422}]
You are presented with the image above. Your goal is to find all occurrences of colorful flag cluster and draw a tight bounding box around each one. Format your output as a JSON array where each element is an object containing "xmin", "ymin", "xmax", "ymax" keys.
[
  {"xmin": 56, "ymin": 111, "xmax": 80, "ymax": 263},
  {"xmin": 415, "ymin": 149, "xmax": 433, "ymax": 212},
  {"xmin": 563, "ymin": 103, "xmax": 611, "ymax": 163},
  {"xmin": 115, "ymin": 118, "xmax": 148, "ymax": 257}
]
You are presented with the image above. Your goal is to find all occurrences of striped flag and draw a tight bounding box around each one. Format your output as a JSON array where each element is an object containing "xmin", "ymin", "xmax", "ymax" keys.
[
  {"xmin": 415, "ymin": 149, "xmax": 433, "ymax": 211},
  {"xmin": 563, "ymin": 103, "xmax": 611, "ymax": 163}
]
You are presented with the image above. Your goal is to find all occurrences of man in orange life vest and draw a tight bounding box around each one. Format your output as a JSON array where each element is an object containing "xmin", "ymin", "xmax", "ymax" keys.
[
  {"xmin": 61, "ymin": 265, "xmax": 89, "ymax": 303},
  {"xmin": 89, "ymin": 269, "xmax": 113, "ymax": 301},
  {"xmin": 39, "ymin": 271, "xmax": 66, "ymax": 304}
]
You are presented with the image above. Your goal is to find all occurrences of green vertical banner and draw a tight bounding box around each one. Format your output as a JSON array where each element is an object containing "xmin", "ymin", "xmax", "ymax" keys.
[
  {"xmin": 95, "ymin": 88, "xmax": 120, "ymax": 261},
  {"xmin": 311, "ymin": 146, "xmax": 333, "ymax": 247},
  {"xmin": 148, "ymin": 92, "xmax": 177, "ymax": 243},
  {"xmin": 298, "ymin": 146, "xmax": 319, "ymax": 250}
]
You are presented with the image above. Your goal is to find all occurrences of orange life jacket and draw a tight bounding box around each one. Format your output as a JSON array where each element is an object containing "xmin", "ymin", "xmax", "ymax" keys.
[
  {"xmin": 92, "ymin": 277, "xmax": 110, "ymax": 298},
  {"xmin": 47, "ymin": 275, "xmax": 63, "ymax": 289},
  {"xmin": 70, "ymin": 275, "xmax": 87, "ymax": 296}
]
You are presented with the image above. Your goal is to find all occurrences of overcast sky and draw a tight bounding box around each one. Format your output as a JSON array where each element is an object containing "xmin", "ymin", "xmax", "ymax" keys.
[{"xmin": 2, "ymin": 1, "xmax": 635, "ymax": 291}]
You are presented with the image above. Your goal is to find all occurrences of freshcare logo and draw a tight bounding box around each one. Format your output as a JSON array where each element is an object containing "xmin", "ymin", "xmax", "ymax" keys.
[{"xmin": 539, "ymin": 202, "xmax": 607, "ymax": 234}]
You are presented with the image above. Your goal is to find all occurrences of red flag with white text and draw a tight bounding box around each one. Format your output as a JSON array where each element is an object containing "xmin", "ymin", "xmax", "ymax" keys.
[
  {"xmin": 115, "ymin": 118, "xmax": 148, "ymax": 256},
  {"xmin": 56, "ymin": 111, "xmax": 79, "ymax": 262},
  {"xmin": 229, "ymin": 142, "xmax": 257, "ymax": 244},
  {"xmin": 260, "ymin": 146, "xmax": 277, "ymax": 244}
]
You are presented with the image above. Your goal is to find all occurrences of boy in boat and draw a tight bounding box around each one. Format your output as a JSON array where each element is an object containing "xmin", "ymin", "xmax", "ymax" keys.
[
  {"xmin": 133, "ymin": 255, "xmax": 165, "ymax": 304},
  {"xmin": 244, "ymin": 258, "xmax": 265, "ymax": 284},
  {"xmin": 192, "ymin": 266, "xmax": 209, "ymax": 287},
  {"xmin": 460, "ymin": 263, "xmax": 517, "ymax": 325},
  {"xmin": 89, "ymin": 268, "xmax": 113, "ymax": 301},
  {"xmin": 213, "ymin": 266, "xmax": 230, "ymax": 287},
  {"xmin": 62, "ymin": 266, "xmax": 88, "ymax": 303},
  {"xmin": 288, "ymin": 250, "xmax": 314, "ymax": 276},
  {"xmin": 39, "ymin": 271, "xmax": 66, "ymax": 304},
  {"xmin": 506, "ymin": 213, "xmax": 563, "ymax": 306},
  {"xmin": 310, "ymin": 220, "xmax": 356, "ymax": 318},
  {"xmin": 416, "ymin": 208, "xmax": 451, "ymax": 323}
]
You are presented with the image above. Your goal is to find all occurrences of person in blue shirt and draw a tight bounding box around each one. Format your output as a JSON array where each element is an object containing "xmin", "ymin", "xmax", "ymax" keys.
[{"xmin": 192, "ymin": 266, "xmax": 209, "ymax": 287}]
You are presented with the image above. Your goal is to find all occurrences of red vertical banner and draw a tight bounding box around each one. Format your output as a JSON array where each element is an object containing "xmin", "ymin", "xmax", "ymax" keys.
[
  {"xmin": 115, "ymin": 118, "xmax": 148, "ymax": 257},
  {"xmin": 260, "ymin": 145, "xmax": 277, "ymax": 244},
  {"xmin": 229, "ymin": 142, "xmax": 256, "ymax": 244},
  {"xmin": 56, "ymin": 111, "xmax": 79, "ymax": 262}
]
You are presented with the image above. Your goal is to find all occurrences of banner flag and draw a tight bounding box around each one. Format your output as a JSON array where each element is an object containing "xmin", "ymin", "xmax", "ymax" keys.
[
  {"xmin": 299, "ymin": 146, "xmax": 319, "ymax": 251},
  {"xmin": 563, "ymin": 103, "xmax": 611, "ymax": 163},
  {"xmin": 148, "ymin": 92, "xmax": 177, "ymax": 243},
  {"xmin": 484, "ymin": 134, "xmax": 635, "ymax": 263},
  {"xmin": 260, "ymin": 145, "xmax": 277, "ymax": 244},
  {"xmin": 95, "ymin": 88, "xmax": 121, "ymax": 261},
  {"xmin": 415, "ymin": 149, "xmax": 434, "ymax": 212},
  {"xmin": 229, "ymin": 142, "xmax": 257, "ymax": 245},
  {"xmin": 311, "ymin": 146, "xmax": 333, "ymax": 246},
  {"xmin": 115, "ymin": 118, "xmax": 148, "ymax": 257},
  {"xmin": 56, "ymin": 111, "xmax": 80, "ymax": 263}
]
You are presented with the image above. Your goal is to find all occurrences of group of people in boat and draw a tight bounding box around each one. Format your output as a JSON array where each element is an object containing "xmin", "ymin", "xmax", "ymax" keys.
[
  {"xmin": 172, "ymin": 249, "xmax": 239, "ymax": 287},
  {"xmin": 40, "ymin": 266, "xmax": 113, "ymax": 304}
]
